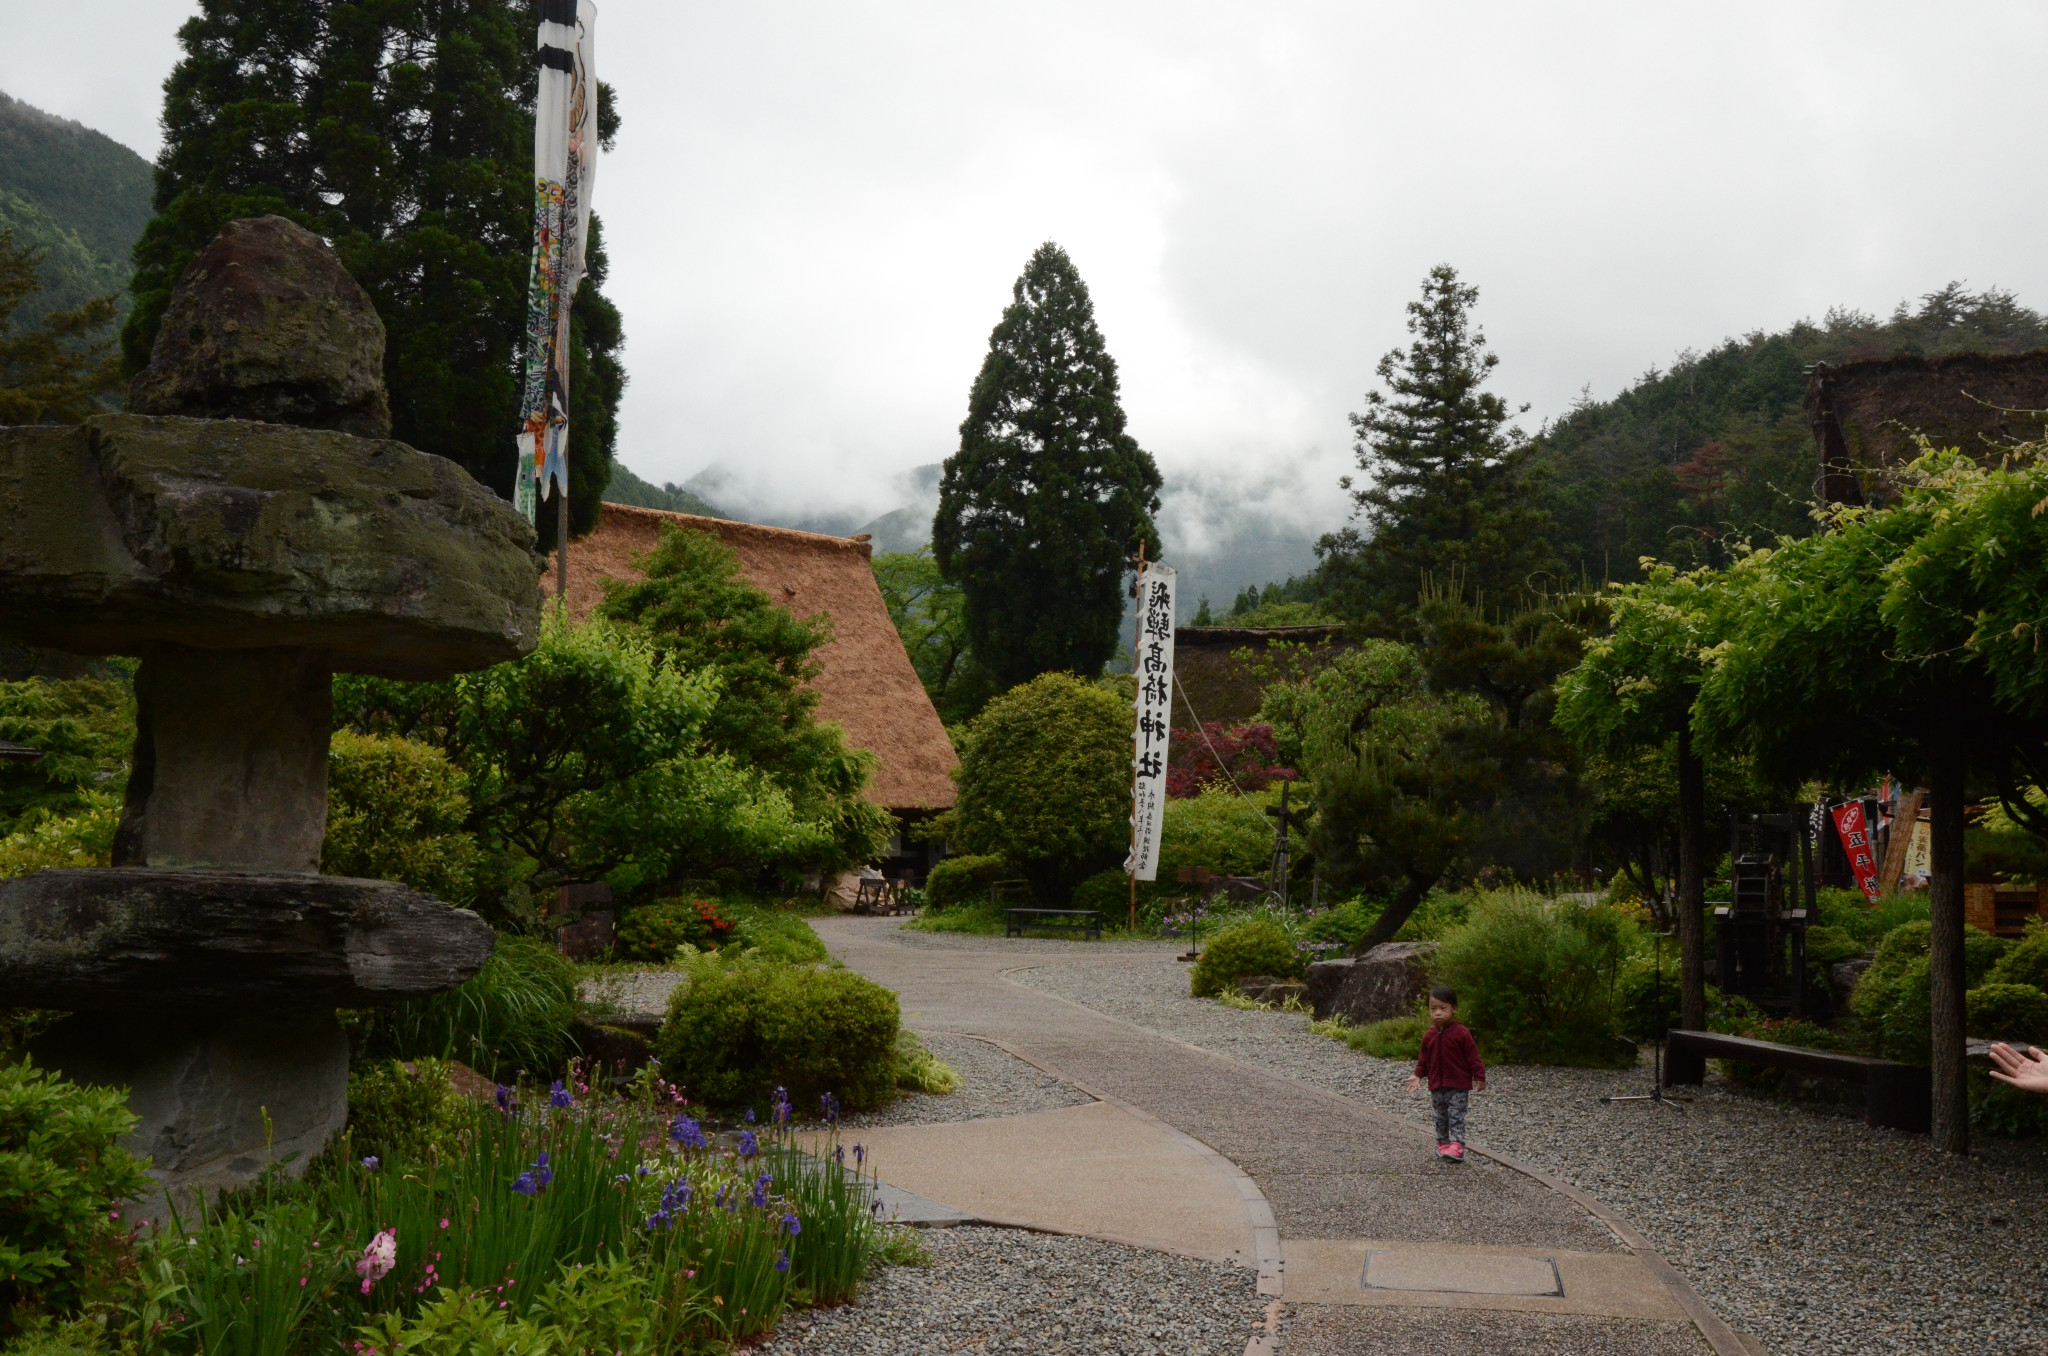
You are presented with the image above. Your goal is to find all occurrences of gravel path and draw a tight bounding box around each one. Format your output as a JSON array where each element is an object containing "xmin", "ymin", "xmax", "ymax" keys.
[
  {"xmin": 844, "ymin": 1031, "xmax": 1091, "ymax": 1128},
  {"xmin": 755, "ymin": 1226, "xmax": 1264, "ymax": 1355},
  {"xmin": 1012, "ymin": 955, "xmax": 2048, "ymax": 1356},
  {"xmin": 579, "ymin": 965, "xmax": 685, "ymax": 1016}
]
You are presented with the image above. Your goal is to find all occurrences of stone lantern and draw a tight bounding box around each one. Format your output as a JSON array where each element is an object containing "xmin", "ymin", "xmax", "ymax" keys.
[{"xmin": 0, "ymin": 217, "xmax": 541, "ymax": 1200}]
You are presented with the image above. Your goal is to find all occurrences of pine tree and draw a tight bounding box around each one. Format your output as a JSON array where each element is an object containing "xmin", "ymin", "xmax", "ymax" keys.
[
  {"xmin": 934, "ymin": 243, "xmax": 1162, "ymax": 688},
  {"xmin": 123, "ymin": 0, "xmax": 624, "ymax": 542},
  {"xmin": 1319, "ymin": 264, "xmax": 1553, "ymax": 633},
  {"xmin": 0, "ymin": 229, "xmax": 121, "ymax": 423}
]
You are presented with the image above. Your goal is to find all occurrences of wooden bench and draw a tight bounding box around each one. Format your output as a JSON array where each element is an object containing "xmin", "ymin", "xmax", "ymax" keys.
[
  {"xmin": 1664, "ymin": 1029, "xmax": 1930, "ymax": 1133},
  {"xmin": 1004, "ymin": 908, "xmax": 1101, "ymax": 940}
]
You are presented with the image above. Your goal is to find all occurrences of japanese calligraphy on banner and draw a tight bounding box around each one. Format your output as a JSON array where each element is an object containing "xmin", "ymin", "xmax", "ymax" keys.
[
  {"xmin": 1128, "ymin": 562, "xmax": 1176, "ymax": 882},
  {"xmin": 1831, "ymin": 801, "xmax": 1882, "ymax": 902}
]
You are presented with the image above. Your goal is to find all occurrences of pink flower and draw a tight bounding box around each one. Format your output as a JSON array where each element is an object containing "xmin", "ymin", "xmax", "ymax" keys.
[
  {"xmin": 439, "ymin": 1218, "xmax": 450, "ymax": 1229},
  {"xmin": 299, "ymin": 1277, "xmax": 308, "ymax": 1287},
  {"xmin": 356, "ymin": 1228, "xmax": 398, "ymax": 1288}
]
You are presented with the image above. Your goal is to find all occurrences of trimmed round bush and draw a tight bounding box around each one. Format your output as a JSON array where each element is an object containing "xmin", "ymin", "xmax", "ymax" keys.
[
  {"xmin": 657, "ymin": 956, "xmax": 900, "ymax": 1111},
  {"xmin": 1967, "ymin": 981, "xmax": 2048, "ymax": 1042},
  {"xmin": 1190, "ymin": 920, "xmax": 1301, "ymax": 998},
  {"xmin": 1989, "ymin": 930, "xmax": 2048, "ymax": 992},
  {"xmin": 924, "ymin": 854, "xmax": 1006, "ymax": 910},
  {"xmin": 1851, "ymin": 919, "xmax": 2011, "ymax": 1060},
  {"xmin": 324, "ymin": 731, "xmax": 480, "ymax": 905},
  {"xmin": 1072, "ymin": 868, "xmax": 1130, "ymax": 919},
  {"xmin": 1431, "ymin": 892, "xmax": 1632, "ymax": 1066}
]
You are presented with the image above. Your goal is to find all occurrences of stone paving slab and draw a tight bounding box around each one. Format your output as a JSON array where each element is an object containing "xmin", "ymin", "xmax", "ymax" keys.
[
  {"xmin": 1284, "ymin": 1238, "xmax": 1685, "ymax": 1320},
  {"xmin": 810, "ymin": 1100, "xmax": 1255, "ymax": 1264}
]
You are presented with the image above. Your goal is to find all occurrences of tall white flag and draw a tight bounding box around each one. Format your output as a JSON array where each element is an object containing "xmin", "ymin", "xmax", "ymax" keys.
[
  {"xmin": 1128, "ymin": 563, "xmax": 1176, "ymax": 882},
  {"xmin": 514, "ymin": 0, "xmax": 599, "ymax": 523}
]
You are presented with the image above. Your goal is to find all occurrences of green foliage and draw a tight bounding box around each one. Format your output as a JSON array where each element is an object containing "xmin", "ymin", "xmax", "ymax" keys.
[
  {"xmin": 1431, "ymin": 892, "xmax": 1634, "ymax": 1065},
  {"xmin": 0, "ymin": 677, "xmax": 129, "ymax": 835},
  {"xmin": 338, "ymin": 618, "xmax": 845, "ymax": 905},
  {"xmin": 872, "ymin": 548, "xmax": 997, "ymax": 723},
  {"xmin": 127, "ymin": 2, "xmax": 625, "ymax": 533},
  {"xmin": 1849, "ymin": 920, "xmax": 2009, "ymax": 1061},
  {"xmin": 656, "ymin": 956, "xmax": 900, "ymax": 1111},
  {"xmin": 1529, "ymin": 284, "xmax": 2048, "ymax": 583},
  {"xmin": 922, "ymin": 855, "xmax": 1007, "ymax": 910},
  {"xmin": 1814, "ymin": 887, "xmax": 1926, "ymax": 948},
  {"xmin": 0, "ymin": 1059, "xmax": 153, "ymax": 1327},
  {"xmin": 893, "ymin": 1033, "xmax": 962, "ymax": 1095},
  {"xmin": 1289, "ymin": 641, "xmax": 1495, "ymax": 945},
  {"xmin": 0, "ymin": 794, "xmax": 118, "ymax": 882},
  {"xmin": 615, "ymin": 898, "xmax": 734, "ymax": 962},
  {"xmin": 353, "ymin": 1264, "xmax": 659, "ymax": 1356},
  {"xmin": 0, "ymin": 230, "xmax": 121, "ymax": 425},
  {"xmin": 324, "ymin": 732, "xmax": 480, "ymax": 905},
  {"xmin": 598, "ymin": 525, "xmax": 894, "ymax": 873},
  {"xmin": 1315, "ymin": 264, "xmax": 1554, "ymax": 635},
  {"xmin": 344, "ymin": 1059, "xmax": 475, "ymax": 1169},
  {"xmin": 950, "ymin": 674, "xmax": 1131, "ymax": 902},
  {"xmin": 725, "ymin": 901, "xmax": 829, "ymax": 966},
  {"xmin": 1966, "ymin": 983, "xmax": 2048, "ymax": 1043},
  {"xmin": 1190, "ymin": 921, "xmax": 1302, "ymax": 999},
  {"xmin": 1988, "ymin": 930, "xmax": 2048, "ymax": 992},
  {"xmin": 934, "ymin": 242, "xmax": 1163, "ymax": 686},
  {"xmin": 602, "ymin": 462, "xmax": 726, "ymax": 519},
  {"xmin": 358, "ymin": 936, "xmax": 579, "ymax": 1083},
  {"xmin": 1070, "ymin": 869, "xmax": 1130, "ymax": 919},
  {"xmin": 1344, "ymin": 1014, "xmax": 1428, "ymax": 1059},
  {"xmin": 1973, "ymin": 1078, "xmax": 2048, "ymax": 1139},
  {"xmin": 0, "ymin": 91, "xmax": 152, "ymax": 324}
]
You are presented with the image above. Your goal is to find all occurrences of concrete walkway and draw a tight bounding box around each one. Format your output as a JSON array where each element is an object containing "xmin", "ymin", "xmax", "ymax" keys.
[{"xmin": 815, "ymin": 918, "xmax": 1753, "ymax": 1356}]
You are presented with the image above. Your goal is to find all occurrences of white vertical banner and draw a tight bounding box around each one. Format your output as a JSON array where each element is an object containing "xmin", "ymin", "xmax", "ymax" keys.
[
  {"xmin": 514, "ymin": 0, "xmax": 599, "ymax": 523},
  {"xmin": 1128, "ymin": 562, "xmax": 1176, "ymax": 882}
]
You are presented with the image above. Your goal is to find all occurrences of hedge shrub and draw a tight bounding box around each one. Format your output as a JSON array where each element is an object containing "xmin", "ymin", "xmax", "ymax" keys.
[
  {"xmin": 656, "ymin": 955, "xmax": 900, "ymax": 1111},
  {"xmin": 1851, "ymin": 919, "xmax": 2010, "ymax": 1061},
  {"xmin": 1967, "ymin": 982, "xmax": 2048, "ymax": 1043},
  {"xmin": 1344, "ymin": 1013, "xmax": 1427, "ymax": 1059},
  {"xmin": 343, "ymin": 1058, "xmax": 475, "ymax": 1167},
  {"xmin": 1190, "ymin": 920, "xmax": 1301, "ymax": 998},
  {"xmin": 1431, "ymin": 892, "xmax": 1632, "ymax": 1066},
  {"xmin": 1988, "ymin": 930, "xmax": 2048, "ymax": 992},
  {"xmin": 324, "ymin": 731, "xmax": 480, "ymax": 905},
  {"xmin": 925, "ymin": 854, "xmax": 1006, "ymax": 910},
  {"xmin": 0, "ymin": 1059, "xmax": 153, "ymax": 1327}
]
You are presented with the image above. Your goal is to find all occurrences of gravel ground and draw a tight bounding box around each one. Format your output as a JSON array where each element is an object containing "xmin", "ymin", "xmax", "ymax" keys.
[
  {"xmin": 1276, "ymin": 1305, "xmax": 1710, "ymax": 1356},
  {"xmin": 579, "ymin": 965, "xmax": 685, "ymax": 1016},
  {"xmin": 843, "ymin": 1031, "xmax": 1092, "ymax": 1129},
  {"xmin": 1012, "ymin": 957, "xmax": 2048, "ymax": 1356},
  {"xmin": 754, "ymin": 1226, "xmax": 1265, "ymax": 1355}
]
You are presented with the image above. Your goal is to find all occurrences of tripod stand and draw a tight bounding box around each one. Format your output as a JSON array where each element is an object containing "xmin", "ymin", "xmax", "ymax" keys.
[{"xmin": 1601, "ymin": 930, "xmax": 1689, "ymax": 1111}]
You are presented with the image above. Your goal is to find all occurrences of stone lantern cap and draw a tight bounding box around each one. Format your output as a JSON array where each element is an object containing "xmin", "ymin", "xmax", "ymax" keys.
[
  {"xmin": 0, "ymin": 868, "xmax": 496, "ymax": 1011},
  {"xmin": 0, "ymin": 413, "xmax": 540, "ymax": 680}
]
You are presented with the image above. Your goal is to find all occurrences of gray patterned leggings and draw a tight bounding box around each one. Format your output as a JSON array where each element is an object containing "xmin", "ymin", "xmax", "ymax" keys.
[{"xmin": 1431, "ymin": 1088, "xmax": 1469, "ymax": 1144}]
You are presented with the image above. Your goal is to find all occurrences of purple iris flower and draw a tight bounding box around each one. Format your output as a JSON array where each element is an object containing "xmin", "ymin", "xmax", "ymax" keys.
[
  {"xmin": 549, "ymin": 1080, "xmax": 571, "ymax": 1109},
  {"xmin": 783, "ymin": 1212, "xmax": 801, "ymax": 1236},
  {"xmin": 361, "ymin": 1155, "xmax": 379, "ymax": 1171},
  {"xmin": 774, "ymin": 1249, "xmax": 790, "ymax": 1273},
  {"xmin": 513, "ymin": 1172, "xmax": 539, "ymax": 1196},
  {"xmin": 738, "ymin": 1129, "xmax": 758, "ymax": 1159}
]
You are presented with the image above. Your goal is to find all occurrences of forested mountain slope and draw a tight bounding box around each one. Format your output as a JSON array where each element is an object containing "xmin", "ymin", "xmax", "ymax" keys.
[{"xmin": 0, "ymin": 90, "xmax": 151, "ymax": 321}]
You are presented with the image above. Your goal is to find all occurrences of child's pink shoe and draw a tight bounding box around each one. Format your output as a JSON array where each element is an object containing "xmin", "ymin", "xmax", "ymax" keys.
[
  {"xmin": 1435, "ymin": 1142, "xmax": 1452, "ymax": 1159},
  {"xmin": 1444, "ymin": 1142, "xmax": 1467, "ymax": 1162}
]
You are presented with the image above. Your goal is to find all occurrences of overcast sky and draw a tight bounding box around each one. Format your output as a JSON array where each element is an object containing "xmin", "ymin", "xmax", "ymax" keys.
[{"xmin": 22, "ymin": 2, "xmax": 2048, "ymax": 534}]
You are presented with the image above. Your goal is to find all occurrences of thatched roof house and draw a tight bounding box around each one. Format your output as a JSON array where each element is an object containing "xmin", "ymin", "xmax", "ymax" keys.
[
  {"xmin": 1808, "ymin": 352, "xmax": 2048, "ymax": 507},
  {"xmin": 548, "ymin": 502, "xmax": 957, "ymax": 815}
]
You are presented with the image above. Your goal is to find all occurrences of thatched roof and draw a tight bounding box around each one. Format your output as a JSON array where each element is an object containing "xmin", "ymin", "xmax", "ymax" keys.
[
  {"xmin": 1808, "ymin": 351, "xmax": 2048, "ymax": 505},
  {"xmin": 1171, "ymin": 625, "xmax": 1352, "ymax": 730},
  {"xmin": 548, "ymin": 503, "xmax": 958, "ymax": 812}
]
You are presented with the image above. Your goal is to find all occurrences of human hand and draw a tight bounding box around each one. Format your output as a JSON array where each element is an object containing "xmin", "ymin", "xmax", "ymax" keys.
[
  {"xmin": 1405, "ymin": 1075, "xmax": 1422, "ymax": 1094},
  {"xmin": 1989, "ymin": 1043, "xmax": 2048, "ymax": 1094},
  {"xmin": 1474, "ymin": 1080, "xmax": 1485, "ymax": 1093}
]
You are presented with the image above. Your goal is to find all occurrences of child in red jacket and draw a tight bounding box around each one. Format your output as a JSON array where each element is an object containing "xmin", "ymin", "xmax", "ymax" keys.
[{"xmin": 1405, "ymin": 985, "xmax": 1485, "ymax": 1162}]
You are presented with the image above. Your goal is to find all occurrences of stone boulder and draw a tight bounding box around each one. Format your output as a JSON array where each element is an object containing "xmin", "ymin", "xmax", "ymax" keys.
[
  {"xmin": 1304, "ymin": 941, "xmax": 1438, "ymax": 1025},
  {"xmin": 128, "ymin": 216, "xmax": 391, "ymax": 437},
  {"xmin": 1832, "ymin": 957, "xmax": 1874, "ymax": 1012}
]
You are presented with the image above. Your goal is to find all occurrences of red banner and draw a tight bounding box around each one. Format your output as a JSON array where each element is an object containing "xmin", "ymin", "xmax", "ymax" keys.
[{"xmin": 1831, "ymin": 801, "xmax": 1882, "ymax": 902}]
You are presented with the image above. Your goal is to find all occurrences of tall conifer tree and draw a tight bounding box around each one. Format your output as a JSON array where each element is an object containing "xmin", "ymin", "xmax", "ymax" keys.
[
  {"xmin": 123, "ymin": 0, "xmax": 624, "ymax": 543},
  {"xmin": 1319, "ymin": 264, "xmax": 1553, "ymax": 633},
  {"xmin": 934, "ymin": 243, "xmax": 1162, "ymax": 688}
]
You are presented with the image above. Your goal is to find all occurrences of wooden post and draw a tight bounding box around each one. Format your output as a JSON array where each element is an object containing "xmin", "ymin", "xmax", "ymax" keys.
[
  {"xmin": 1676, "ymin": 726, "xmax": 1708, "ymax": 1032},
  {"xmin": 1129, "ymin": 540, "xmax": 1144, "ymax": 935}
]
